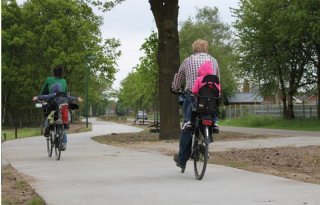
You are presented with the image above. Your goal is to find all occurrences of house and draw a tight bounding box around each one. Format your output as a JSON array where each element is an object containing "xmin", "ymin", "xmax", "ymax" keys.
[{"xmin": 306, "ymin": 95, "xmax": 318, "ymax": 105}]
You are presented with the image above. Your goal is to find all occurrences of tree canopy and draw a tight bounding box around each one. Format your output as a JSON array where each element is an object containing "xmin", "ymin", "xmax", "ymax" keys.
[
  {"xmin": 233, "ymin": 0, "xmax": 320, "ymax": 119},
  {"xmin": 2, "ymin": 0, "xmax": 120, "ymax": 126},
  {"xmin": 118, "ymin": 31, "xmax": 158, "ymax": 114}
]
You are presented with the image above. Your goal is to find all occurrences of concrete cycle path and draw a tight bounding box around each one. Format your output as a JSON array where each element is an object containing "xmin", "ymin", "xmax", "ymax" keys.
[
  {"xmin": 2, "ymin": 118, "xmax": 320, "ymax": 205},
  {"xmin": 213, "ymin": 126, "xmax": 320, "ymax": 151}
]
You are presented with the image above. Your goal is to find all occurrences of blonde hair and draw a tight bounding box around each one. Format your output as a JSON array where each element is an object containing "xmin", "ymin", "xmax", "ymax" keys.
[{"xmin": 192, "ymin": 39, "xmax": 209, "ymax": 53}]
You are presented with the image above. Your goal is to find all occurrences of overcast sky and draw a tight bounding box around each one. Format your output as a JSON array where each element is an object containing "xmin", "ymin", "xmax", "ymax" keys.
[
  {"xmin": 96, "ymin": 0, "xmax": 240, "ymax": 89},
  {"xmin": 17, "ymin": 0, "xmax": 240, "ymax": 89}
]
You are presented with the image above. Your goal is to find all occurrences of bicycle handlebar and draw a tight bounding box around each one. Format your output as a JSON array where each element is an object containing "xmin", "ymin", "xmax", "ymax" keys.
[
  {"xmin": 170, "ymin": 87, "xmax": 189, "ymax": 95},
  {"xmin": 170, "ymin": 88, "xmax": 220, "ymax": 99}
]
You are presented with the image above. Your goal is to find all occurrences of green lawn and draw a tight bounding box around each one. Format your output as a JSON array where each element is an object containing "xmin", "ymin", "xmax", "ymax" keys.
[
  {"xmin": 2, "ymin": 128, "xmax": 42, "ymax": 141},
  {"xmin": 220, "ymin": 115, "xmax": 320, "ymax": 131},
  {"xmin": 2, "ymin": 122, "xmax": 91, "ymax": 141}
]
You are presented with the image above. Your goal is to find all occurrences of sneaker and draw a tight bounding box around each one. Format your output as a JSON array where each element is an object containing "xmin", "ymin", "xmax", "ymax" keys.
[
  {"xmin": 213, "ymin": 123, "xmax": 219, "ymax": 133},
  {"xmin": 61, "ymin": 143, "xmax": 67, "ymax": 151},
  {"xmin": 181, "ymin": 121, "xmax": 192, "ymax": 130},
  {"xmin": 173, "ymin": 154, "xmax": 186, "ymax": 169},
  {"xmin": 44, "ymin": 127, "xmax": 50, "ymax": 137},
  {"xmin": 209, "ymin": 136, "xmax": 214, "ymax": 143}
]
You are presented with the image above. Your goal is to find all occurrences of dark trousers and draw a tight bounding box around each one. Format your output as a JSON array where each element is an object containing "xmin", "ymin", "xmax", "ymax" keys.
[{"xmin": 179, "ymin": 93, "xmax": 194, "ymax": 165}]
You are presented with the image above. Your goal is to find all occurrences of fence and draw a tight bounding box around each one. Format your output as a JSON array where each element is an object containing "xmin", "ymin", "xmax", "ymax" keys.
[{"xmin": 225, "ymin": 103, "xmax": 318, "ymax": 119}]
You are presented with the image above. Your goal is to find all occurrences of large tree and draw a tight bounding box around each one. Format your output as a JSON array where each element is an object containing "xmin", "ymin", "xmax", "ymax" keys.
[
  {"xmin": 2, "ymin": 0, "xmax": 119, "ymax": 126},
  {"xmin": 148, "ymin": 0, "xmax": 180, "ymax": 139},
  {"xmin": 233, "ymin": 0, "xmax": 319, "ymax": 119}
]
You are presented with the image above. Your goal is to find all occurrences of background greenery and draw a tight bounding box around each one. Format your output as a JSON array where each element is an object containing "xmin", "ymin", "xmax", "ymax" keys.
[
  {"xmin": 2, "ymin": 0, "xmax": 320, "ymax": 130},
  {"xmin": 2, "ymin": 0, "xmax": 120, "ymax": 127}
]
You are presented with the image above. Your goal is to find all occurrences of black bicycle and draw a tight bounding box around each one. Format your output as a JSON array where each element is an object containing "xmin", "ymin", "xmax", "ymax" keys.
[
  {"xmin": 171, "ymin": 89, "xmax": 219, "ymax": 180},
  {"xmin": 35, "ymin": 101, "xmax": 69, "ymax": 160}
]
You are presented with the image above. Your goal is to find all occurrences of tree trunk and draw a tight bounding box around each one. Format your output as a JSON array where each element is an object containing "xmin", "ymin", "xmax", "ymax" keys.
[
  {"xmin": 317, "ymin": 65, "xmax": 320, "ymax": 120},
  {"xmin": 149, "ymin": 0, "xmax": 180, "ymax": 139},
  {"xmin": 287, "ymin": 95, "xmax": 295, "ymax": 119},
  {"xmin": 278, "ymin": 68, "xmax": 289, "ymax": 119},
  {"xmin": 316, "ymin": 47, "xmax": 320, "ymax": 120}
]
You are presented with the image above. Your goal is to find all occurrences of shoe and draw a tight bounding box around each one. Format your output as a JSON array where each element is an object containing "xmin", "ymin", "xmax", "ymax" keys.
[
  {"xmin": 213, "ymin": 124, "xmax": 219, "ymax": 133},
  {"xmin": 61, "ymin": 143, "xmax": 67, "ymax": 151},
  {"xmin": 44, "ymin": 127, "xmax": 50, "ymax": 137},
  {"xmin": 173, "ymin": 154, "xmax": 186, "ymax": 169},
  {"xmin": 209, "ymin": 136, "xmax": 214, "ymax": 143},
  {"xmin": 181, "ymin": 121, "xmax": 192, "ymax": 130}
]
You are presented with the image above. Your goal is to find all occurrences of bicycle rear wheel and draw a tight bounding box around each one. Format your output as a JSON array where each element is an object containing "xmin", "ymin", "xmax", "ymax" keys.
[
  {"xmin": 54, "ymin": 125, "xmax": 63, "ymax": 160},
  {"xmin": 193, "ymin": 127, "xmax": 209, "ymax": 180},
  {"xmin": 47, "ymin": 129, "xmax": 54, "ymax": 157}
]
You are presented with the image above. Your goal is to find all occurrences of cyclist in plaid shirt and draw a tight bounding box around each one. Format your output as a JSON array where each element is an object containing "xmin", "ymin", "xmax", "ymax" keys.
[{"xmin": 171, "ymin": 39, "xmax": 220, "ymax": 169}]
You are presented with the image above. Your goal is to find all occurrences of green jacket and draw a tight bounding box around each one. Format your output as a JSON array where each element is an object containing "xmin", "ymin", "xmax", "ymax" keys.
[{"xmin": 40, "ymin": 77, "xmax": 68, "ymax": 95}]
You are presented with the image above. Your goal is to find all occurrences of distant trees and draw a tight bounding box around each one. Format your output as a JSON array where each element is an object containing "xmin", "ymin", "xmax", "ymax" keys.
[
  {"xmin": 117, "ymin": 6, "xmax": 238, "ymax": 137},
  {"xmin": 2, "ymin": 0, "xmax": 120, "ymax": 127},
  {"xmin": 179, "ymin": 6, "xmax": 237, "ymax": 99},
  {"xmin": 118, "ymin": 31, "xmax": 158, "ymax": 117},
  {"xmin": 233, "ymin": 0, "xmax": 320, "ymax": 119}
]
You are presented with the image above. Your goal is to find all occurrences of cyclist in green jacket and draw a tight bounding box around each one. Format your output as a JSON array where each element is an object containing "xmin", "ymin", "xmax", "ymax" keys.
[
  {"xmin": 40, "ymin": 66, "xmax": 68, "ymax": 95},
  {"xmin": 40, "ymin": 66, "xmax": 69, "ymax": 150}
]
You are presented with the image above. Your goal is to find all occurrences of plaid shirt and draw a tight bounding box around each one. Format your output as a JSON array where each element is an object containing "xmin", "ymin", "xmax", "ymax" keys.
[{"xmin": 172, "ymin": 52, "xmax": 220, "ymax": 91}]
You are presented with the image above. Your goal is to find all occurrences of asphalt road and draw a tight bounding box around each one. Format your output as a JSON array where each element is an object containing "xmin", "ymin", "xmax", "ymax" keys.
[{"xmin": 2, "ymin": 119, "xmax": 320, "ymax": 205}]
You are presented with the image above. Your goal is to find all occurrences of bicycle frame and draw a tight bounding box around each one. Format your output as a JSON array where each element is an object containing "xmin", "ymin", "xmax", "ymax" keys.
[
  {"xmin": 171, "ymin": 88, "xmax": 218, "ymax": 180},
  {"xmin": 35, "ymin": 100, "xmax": 69, "ymax": 160}
]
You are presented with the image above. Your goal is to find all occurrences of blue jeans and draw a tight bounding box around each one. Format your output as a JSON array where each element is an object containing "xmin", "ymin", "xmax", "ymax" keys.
[
  {"xmin": 178, "ymin": 94, "xmax": 219, "ymax": 165},
  {"xmin": 178, "ymin": 93, "xmax": 195, "ymax": 165},
  {"xmin": 182, "ymin": 93, "xmax": 195, "ymax": 122},
  {"xmin": 63, "ymin": 131, "xmax": 67, "ymax": 144}
]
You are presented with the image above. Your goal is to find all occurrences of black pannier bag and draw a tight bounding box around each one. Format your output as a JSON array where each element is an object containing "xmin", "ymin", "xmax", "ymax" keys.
[{"xmin": 197, "ymin": 75, "xmax": 220, "ymax": 116}]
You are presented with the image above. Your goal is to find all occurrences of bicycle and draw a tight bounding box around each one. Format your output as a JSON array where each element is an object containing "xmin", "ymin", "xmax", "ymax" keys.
[
  {"xmin": 171, "ymin": 88, "xmax": 219, "ymax": 180},
  {"xmin": 35, "ymin": 99, "xmax": 70, "ymax": 161}
]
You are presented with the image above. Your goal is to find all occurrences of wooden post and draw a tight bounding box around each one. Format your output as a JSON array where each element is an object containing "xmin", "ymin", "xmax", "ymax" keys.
[
  {"xmin": 302, "ymin": 100, "xmax": 305, "ymax": 119},
  {"xmin": 15, "ymin": 127, "xmax": 18, "ymax": 139},
  {"xmin": 40, "ymin": 122, "xmax": 43, "ymax": 135}
]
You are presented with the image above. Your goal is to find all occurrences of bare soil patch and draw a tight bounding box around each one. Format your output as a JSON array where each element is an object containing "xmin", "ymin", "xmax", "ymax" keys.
[
  {"xmin": 1, "ymin": 121, "xmax": 88, "ymax": 205},
  {"xmin": 93, "ymin": 131, "xmax": 320, "ymax": 184},
  {"xmin": 1, "ymin": 165, "xmax": 47, "ymax": 205},
  {"xmin": 68, "ymin": 121, "xmax": 92, "ymax": 133},
  {"xmin": 212, "ymin": 146, "xmax": 320, "ymax": 184}
]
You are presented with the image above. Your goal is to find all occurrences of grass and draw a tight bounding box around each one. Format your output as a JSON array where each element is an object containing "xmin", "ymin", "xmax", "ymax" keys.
[
  {"xmin": 2, "ymin": 128, "xmax": 41, "ymax": 140},
  {"xmin": 2, "ymin": 165, "xmax": 47, "ymax": 205},
  {"xmin": 226, "ymin": 160, "xmax": 248, "ymax": 168},
  {"xmin": 28, "ymin": 197, "xmax": 46, "ymax": 205},
  {"xmin": 2, "ymin": 122, "xmax": 92, "ymax": 141},
  {"xmin": 220, "ymin": 115, "xmax": 320, "ymax": 131}
]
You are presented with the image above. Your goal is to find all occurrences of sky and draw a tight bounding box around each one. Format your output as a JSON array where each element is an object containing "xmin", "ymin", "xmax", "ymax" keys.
[
  {"xmin": 96, "ymin": 0, "xmax": 240, "ymax": 89},
  {"xmin": 16, "ymin": 0, "xmax": 241, "ymax": 89}
]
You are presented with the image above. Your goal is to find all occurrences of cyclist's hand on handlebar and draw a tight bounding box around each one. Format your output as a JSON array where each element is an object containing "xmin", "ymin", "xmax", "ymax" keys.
[
  {"xmin": 78, "ymin": 97, "xmax": 83, "ymax": 103},
  {"xmin": 32, "ymin": 96, "xmax": 38, "ymax": 101}
]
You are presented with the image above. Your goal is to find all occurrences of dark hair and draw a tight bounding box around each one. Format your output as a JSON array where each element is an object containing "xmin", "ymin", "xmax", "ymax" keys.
[{"xmin": 53, "ymin": 66, "xmax": 63, "ymax": 78}]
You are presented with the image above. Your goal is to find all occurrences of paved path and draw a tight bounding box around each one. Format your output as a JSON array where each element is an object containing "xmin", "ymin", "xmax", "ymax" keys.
[
  {"xmin": 213, "ymin": 126, "xmax": 320, "ymax": 151},
  {"xmin": 2, "ymin": 119, "xmax": 320, "ymax": 205}
]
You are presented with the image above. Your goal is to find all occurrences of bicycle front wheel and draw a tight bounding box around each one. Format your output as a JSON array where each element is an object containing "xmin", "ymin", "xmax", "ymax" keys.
[
  {"xmin": 54, "ymin": 125, "xmax": 63, "ymax": 160},
  {"xmin": 193, "ymin": 126, "xmax": 209, "ymax": 180},
  {"xmin": 47, "ymin": 129, "xmax": 54, "ymax": 157}
]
